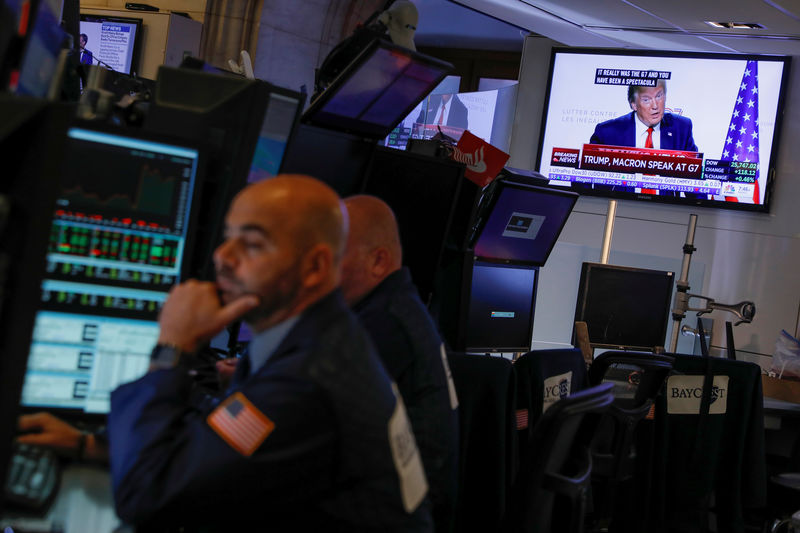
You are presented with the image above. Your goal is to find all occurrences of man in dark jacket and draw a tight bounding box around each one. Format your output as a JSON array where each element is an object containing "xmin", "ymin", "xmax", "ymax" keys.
[
  {"xmin": 342, "ymin": 195, "xmax": 459, "ymax": 533},
  {"xmin": 108, "ymin": 176, "xmax": 431, "ymax": 532}
]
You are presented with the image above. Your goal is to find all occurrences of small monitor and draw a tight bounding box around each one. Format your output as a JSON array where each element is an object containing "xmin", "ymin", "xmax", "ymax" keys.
[
  {"xmin": 20, "ymin": 127, "xmax": 203, "ymax": 417},
  {"xmin": 14, "ymin": 1, "xmax": 67, "ymax": 97},
  {"xmin": 466, "ymin": 261, "xmax": 538, "ymax": 352},
  {"xmin": 573, "ymin": 262, "xmax": 674, "ymax": 351},
  {"xmin": 303, "ymin": 39, "xmax": 453, "ymax": 138},
  {"xmin": 470, "ymin": 180, "xmax": 578, "ymax": 266},
  {"xmin": 79, "ymin": 13, "xmax": 143, "ymax": 75},
  {"xmin": 247, "ymin": 89, "xmax": 304, "ymax": 183}
]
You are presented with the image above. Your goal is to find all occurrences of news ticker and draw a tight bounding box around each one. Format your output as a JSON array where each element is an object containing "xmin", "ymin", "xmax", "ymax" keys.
[{"xmin": 549, "ymin": 145, "xmax": 759, "ymax": 196}]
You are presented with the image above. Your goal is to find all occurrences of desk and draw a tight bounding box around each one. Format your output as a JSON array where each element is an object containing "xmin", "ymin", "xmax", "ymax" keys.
[{"xmin": 2, "ymin": 464, "xmax": 121, "ymax": 533}]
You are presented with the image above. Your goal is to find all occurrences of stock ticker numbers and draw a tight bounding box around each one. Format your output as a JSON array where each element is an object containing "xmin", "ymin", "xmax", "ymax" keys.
[{"xmin": 49, "ymin": 223, "xmax": 180, "ymax": 268}]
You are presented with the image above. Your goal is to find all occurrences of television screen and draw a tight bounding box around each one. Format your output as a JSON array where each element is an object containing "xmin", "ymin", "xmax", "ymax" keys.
[
  {"xmin": 303, "ymin": 39, "xmax": 453, "ymax": 138},
  {"xmin": 79, "ymin": 14, "xmax": 142, "ymax": 75},
  {"xmin": 385, "ymin": 82, "xmax": 519, "ymax": 153},
  {"xmin": 466, "ymin": 261, "xmax": 538, "ymax": 352},
  {"xmin": 573, "ymin": 262, "xmax": 674, "ymax": 351},
  {"xmin": 469, "ymin": 180, "xmax": 578, "ymax": 266},
  {"xmin": 537, "ymin": 48, "xmax": 790, "ymax": 211},
  {"xmin": 19, "ymin": 127, "xmax": 202, "ymax": 416}
]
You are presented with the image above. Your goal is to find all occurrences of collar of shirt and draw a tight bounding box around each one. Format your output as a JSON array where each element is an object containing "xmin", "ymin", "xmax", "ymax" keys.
[
  {"xmin": 246, "ymin": 314, "xmax": 301, "ymax": 375},
  {"xmin": 635, "ymin": 114, "xmax": 661, "ymax": 149}
]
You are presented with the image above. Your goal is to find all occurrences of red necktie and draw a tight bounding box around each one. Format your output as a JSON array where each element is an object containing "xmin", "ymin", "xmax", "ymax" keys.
[
  {"xmin": 642, "ymin": 127, "xmax": 656, "ymax": 194},
  {"xmin": 437, "ymin": 103, "xmax": 446, "ymax": 125}
]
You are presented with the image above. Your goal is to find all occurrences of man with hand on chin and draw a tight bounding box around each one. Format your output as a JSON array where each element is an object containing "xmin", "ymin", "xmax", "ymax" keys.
[{"xmin": 109, "ymin": 175, "xmax": 431, "ymax": 532}]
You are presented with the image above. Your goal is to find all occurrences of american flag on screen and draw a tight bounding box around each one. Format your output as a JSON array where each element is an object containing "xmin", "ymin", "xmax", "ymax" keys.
[
  {"xmin": 721, "ymin": 60, "xmax": 760, "ymax": 203},
  {"xmin": 207, "ymin": 392, "xmax": 275, "ymax": 456}
]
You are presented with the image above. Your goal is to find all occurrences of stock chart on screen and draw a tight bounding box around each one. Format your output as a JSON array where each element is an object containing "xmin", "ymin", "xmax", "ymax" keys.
[{"xmin": 21, "ymin": 128, "xmax": 200, "ymax": 414}]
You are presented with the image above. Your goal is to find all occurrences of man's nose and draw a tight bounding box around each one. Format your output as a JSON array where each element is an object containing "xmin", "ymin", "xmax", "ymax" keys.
[{"xmin": 213, "ymin": 240, "xmax": 235, "ymax": 269}]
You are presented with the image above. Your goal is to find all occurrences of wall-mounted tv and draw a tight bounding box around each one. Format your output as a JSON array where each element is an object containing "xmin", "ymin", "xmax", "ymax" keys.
[
  {"xmin": 536, "ymin": 48, "xmax": 790, "ymax": 212},
  {"xmin": 79, "ymin": 13, "xmax": 143, "ymax": 76}
]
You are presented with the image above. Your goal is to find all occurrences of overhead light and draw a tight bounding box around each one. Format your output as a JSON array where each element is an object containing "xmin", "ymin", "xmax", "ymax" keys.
[{"xmin": 704, "ymin": 21, "xmax": 765, "ymax": 29}]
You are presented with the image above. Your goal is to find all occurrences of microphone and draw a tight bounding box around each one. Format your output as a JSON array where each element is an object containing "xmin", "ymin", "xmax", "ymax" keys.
[{"xmin": 89, "ymin": 56, "xmax": 116, "ymax": 72}]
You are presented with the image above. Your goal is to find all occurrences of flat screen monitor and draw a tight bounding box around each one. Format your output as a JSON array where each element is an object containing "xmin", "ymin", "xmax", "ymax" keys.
[
  {"xmin": 303, "ymin": 39, "xmax": 453, "ymax": 138},
  {"xmin": 573, "ymin": 262, "xmax": 674, "ymax": 351},
  {"xmin": 281, "ymin": 123, "xmax": 376, "ymax": 197},
  {"xmin": 79, "ymin": 13, "xmax": 143, "ymax": 76},
  {"xmin": 247, "ymin": 89, "xmax": 304, "ymax": 183},
  {"xmin": 469, "ymin": 180, "xmax": 578, "ymax": 266},
  {"xmin": 14, "ymin": 0, "xmax": 67, "ymax": 97},
  {"xmin": 536, "ymin": 48, "xmax": 790, "ymax": 212},
  {"xmin": 19, "ymin": 127, "xmax": 202, "ymax": 417},
  {"xmin": 466, "ymin": 261, "xmax": 538, "ymax": 352},
  {"xmin": 385, "ymin": 83, "xmax": 519, "ymax": 153}
]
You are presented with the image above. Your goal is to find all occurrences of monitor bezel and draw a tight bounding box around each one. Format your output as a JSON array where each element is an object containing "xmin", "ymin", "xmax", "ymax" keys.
[
  {"xmin": 572, "ymin": 262, "xmax": 675, "ymax": 352},
  {"xmin": 302, "ymin": 38, "xmax": 454, "ymax": 139},
  {"xmin": 536, "ymin": 47, "xmax": 792, "ymax": 213},
  {"xmin": 469, "ymin": 180, "xmax": 579, "ymax": 267},
  {"xmin": 79, "ymin": 13, "xmax": 144, "ymax": 77}
]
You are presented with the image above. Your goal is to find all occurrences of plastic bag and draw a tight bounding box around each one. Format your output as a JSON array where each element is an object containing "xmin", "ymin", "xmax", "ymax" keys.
[{"xmin": 771, "ymin": 329, "xmax": 800, "ymax": 379}]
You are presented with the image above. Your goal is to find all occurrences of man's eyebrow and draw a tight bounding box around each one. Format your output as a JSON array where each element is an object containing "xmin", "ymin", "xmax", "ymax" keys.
[{"xmin": 225, "ymin": 224, "xmax": 270, "ymax": 238}]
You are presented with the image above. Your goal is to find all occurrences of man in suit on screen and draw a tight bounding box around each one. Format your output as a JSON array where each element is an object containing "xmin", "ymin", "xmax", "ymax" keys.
[
  {"xmin": 590, "ymin": 80, "xmax": 699, "ymax": 196},
  {"xmin": 590, "ymin": 80, "xmax": 697, "ymax": 152},
  {"xmin": 416, "ymin": 93, "xmax": 469, "ymax": 130}
]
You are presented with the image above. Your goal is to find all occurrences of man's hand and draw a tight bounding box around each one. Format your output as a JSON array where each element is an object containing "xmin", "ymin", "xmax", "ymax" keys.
[
  {"xmin": 158, "ymin": 280, "xmax": 259, "ymax": 353},
  {"xmin": 216, "ymin": 358, "xmax": 240, "ymax": 389},
  {"xmin": 17, "ymin": 412, "xmax": 82, "ymax": 450}
]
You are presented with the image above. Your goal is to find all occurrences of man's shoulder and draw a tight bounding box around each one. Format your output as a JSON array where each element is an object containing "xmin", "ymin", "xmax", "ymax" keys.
[
  {"xmin": 663, "ymin": 112, "xmax": 693, "ymax": 128},
  {"xmin": 597, "ymin": 112, "xmax": 633, "ymax": 129}
]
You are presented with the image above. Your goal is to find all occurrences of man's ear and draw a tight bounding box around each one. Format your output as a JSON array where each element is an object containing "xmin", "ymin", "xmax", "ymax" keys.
[
  {"xmin": 300, "ymin": 244, "xmax": 333, "ymax": 289},
  {"xmin": 369, "ymin": 247, "xmax": 392, "ymax": 279}
]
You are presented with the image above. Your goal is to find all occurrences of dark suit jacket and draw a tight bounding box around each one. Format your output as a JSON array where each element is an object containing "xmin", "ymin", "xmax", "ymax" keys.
[
  {"xmin": 80, "ymin": 49, "xmax": 93, "ymax": 65},
  {"xmin": 590, "ymin": 111, "xmax": 697, "ymax": 152},
  {"xmin": 416, "ymin": 94, "xmax": 469, "ymax": 129},
  {"xmin": 109, "ymin": 290, "xmax": 433, "ymax": 532}
]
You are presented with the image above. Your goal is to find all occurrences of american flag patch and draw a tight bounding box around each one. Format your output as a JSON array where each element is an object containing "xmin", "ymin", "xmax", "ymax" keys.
[
  {"xmin": 516, "ymin": 409, "xmax": 529, "ymax": 430},
  {"xmin": 207, "ymin": 392, "xmax": 274, "ymax": 456}
]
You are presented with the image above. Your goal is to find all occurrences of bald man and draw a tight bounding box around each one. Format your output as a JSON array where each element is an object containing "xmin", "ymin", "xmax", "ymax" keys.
[
  {"xmin": 108, "ymin": 177, "xmax": 432, "ymax": 532},
  {"xmin": 342, "ymin": 195, "xmax": 459, "ymax": 533}
]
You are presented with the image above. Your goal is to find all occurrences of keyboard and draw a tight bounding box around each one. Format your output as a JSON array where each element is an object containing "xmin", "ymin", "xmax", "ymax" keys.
[{"xmin": 4, "ymin": 443, "xmax": 60, "ymax": 512}]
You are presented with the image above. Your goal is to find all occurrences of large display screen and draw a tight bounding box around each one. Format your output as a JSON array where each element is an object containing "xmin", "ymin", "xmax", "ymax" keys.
[
  {"xmin": 537, "ymin": 49, "xmax": 790, "ymax": 211},
  {"xmin": 20, "ymin": 128, "xmax": 201, "ymax": 415}
]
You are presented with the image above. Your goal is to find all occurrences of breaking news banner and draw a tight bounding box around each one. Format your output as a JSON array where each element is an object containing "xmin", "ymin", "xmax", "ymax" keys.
[{"xmin": 538, "ymin": 52, "xmax": 785, "ymax": 204}]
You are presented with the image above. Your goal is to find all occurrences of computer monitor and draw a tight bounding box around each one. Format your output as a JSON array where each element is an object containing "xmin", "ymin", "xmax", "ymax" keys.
[
  {"xmin": 465, "ymin": 261, "xmax": 538, "ymax": 352},
  {"xmin": 247, "ymin": 89, "xmax": 304, "ymax": 183},
  {"xmin": 78, "ymin": 13, "xmax": 143, "ymax": 76},
  {"xmin": 573, "ymin": 262, "xmax": 675, "ymax": 351},
  {"xmin": 19, "ymin": 127, "xmax": 203, "ymax": 417},
  {"xmin": 303, "ymin": 39, "xmax": 454, "ymax": 139},
  {"xmin": 281, "ymin": 123, "xmax": 376, "ymax": 197},
  {"xmin": 13, "ymin": 0, "xmax": 67, "ymax": 97},
  {"xmin": 363, "ymin": 146, "xmax": 480, "ymax": 303},
  {"xmin": 469, "ymin": 180, "xmax": 578, "ymax": 266}
]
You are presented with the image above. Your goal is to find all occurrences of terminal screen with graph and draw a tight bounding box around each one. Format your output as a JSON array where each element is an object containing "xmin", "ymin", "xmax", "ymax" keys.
[{"xmin": 20, "ymin": 128, "xmax": 201, "ymax": 415}]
